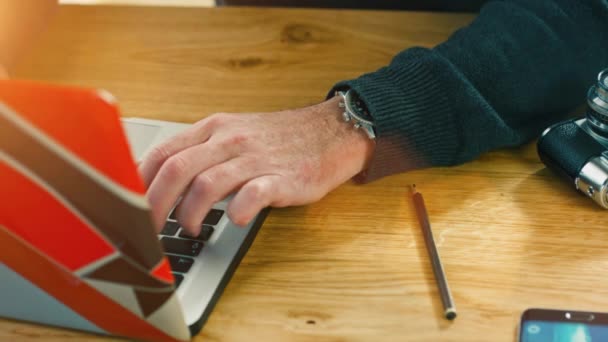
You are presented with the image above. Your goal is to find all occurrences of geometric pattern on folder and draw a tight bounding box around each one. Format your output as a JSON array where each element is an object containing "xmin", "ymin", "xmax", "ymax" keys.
[{"xmin": 0, "ymin": 80, "xmax": 189, "ymax": 341}]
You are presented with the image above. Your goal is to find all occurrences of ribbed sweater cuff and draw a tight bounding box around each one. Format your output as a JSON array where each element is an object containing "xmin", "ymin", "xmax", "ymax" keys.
[{"xmin": 330, "ymin": 49, "xmax": 461, "ymax": 183}]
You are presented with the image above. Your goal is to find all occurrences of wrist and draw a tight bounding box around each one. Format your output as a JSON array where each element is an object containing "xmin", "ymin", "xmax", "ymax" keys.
[{"xmin": 316, "ymin": 96, "xmax": 375, "ymax": 183}]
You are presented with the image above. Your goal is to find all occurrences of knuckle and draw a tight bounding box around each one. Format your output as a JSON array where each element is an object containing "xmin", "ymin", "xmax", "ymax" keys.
[
  {"xmin": 163, "ymin": 154, "xmax": 189, "ymax": 179},
  {"xmin": 219, "ymin": 133, "xmax": 249, "ymax": 150},
  {"xmin": 191, "ymin": 174, "xmax": 214, "ymax": 197},
  {"xmin": 148, "ymin": 145, "xmax": 171, "ymax": 164},
  {"xmin": 205, "ymin": 113, "xmax": 232, "ymax": 128},
  {"xmin": 206, "ymin": 166, "xmax": 229, "ymax": 184},
  {"xmin": 244, "ymin": 179, "xmax": 270, "ymax": 202},
  {"xmin": 230, "ymin": 133, "xmax": 249, "ymax": 146}
]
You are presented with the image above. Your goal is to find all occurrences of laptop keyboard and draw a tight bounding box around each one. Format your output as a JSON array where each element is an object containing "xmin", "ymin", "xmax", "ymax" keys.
[{"xmin": 159, "ymin": 208, "xmax": 223, "ymax": 288}]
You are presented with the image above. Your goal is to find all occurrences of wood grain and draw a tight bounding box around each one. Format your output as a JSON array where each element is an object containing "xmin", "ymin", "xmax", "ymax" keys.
[{"xmin": 5, "ymin": 5, "xmax": 607, "ymax": 342}]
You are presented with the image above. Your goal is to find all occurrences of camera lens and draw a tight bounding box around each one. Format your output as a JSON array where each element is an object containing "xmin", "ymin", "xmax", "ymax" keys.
[
  {"xmin": 600, "ymin": 69, "xmax": 608, "ymax": 95},
  {"xmin": 587, "ymin": 68, "xmax": 608, "ymax": 135}
]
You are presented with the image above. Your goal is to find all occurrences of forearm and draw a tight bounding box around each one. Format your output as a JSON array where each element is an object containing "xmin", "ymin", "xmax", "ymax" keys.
[
  {"xmin": 334, "ymin": 0, "xmax": 608, "ymax": 181},
  {"xmin": 0, "ymin": 0, "xmax": 58, "ymax": 76}
]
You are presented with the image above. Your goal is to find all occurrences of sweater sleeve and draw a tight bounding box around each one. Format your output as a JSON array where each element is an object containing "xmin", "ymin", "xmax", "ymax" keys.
[{"xmin": 332, "ymin": 0, "xmax": 608, "ymax": 182}]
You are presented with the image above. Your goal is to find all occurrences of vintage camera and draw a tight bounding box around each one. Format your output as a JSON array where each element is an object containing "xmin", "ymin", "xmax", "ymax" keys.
[{"xmin": 537, "ymin": 68, "xmax": 608, "ymax": 208}]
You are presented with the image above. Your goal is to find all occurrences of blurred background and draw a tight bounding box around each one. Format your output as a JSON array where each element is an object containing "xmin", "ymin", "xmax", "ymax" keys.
[
  {"xmin": 59, "ymin": 0, "xmax": 485, "ymax": 11},
  {"xmin": 60, "ymin": 0, "xmax": 214, "ymax": 6}
]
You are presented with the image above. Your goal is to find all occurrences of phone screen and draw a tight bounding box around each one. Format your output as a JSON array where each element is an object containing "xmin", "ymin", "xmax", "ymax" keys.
[{"xmin": 521, "ymin": 320, "xmax": 608, "ymax": 342}]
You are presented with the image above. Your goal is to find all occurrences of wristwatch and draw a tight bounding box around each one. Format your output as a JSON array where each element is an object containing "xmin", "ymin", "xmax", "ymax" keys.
[{"xmin": 336, "ymin": 89, "xmax": 376, "ymax": 140}]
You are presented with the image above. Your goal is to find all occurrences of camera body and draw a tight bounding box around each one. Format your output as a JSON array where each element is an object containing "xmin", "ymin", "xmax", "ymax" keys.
[{"xmin": 537, "ymin": 69, "xmax": 608, "ymax": 208}]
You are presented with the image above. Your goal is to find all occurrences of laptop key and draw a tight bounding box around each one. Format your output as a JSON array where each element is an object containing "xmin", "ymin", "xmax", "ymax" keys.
[
  {"xmin": 203, "ymin": 209, "xmax": 224, "ymax": 225},
  {"xmin": 161, "ymin": 237, "xmax": 203, "ymax": 256},
  {"xmin": 172, "ymin": 273, "xmax": 184, "ymax": 288},
  {"xmin": 179, "ymin": 225, "xmax": 215, "ymax": 241},
  {"xmin": 170, "ymin": 208, "xmax": 222, "ymax": 225},
  {"xmin": 160, "ymin": 221, "xmax": 180, "ymax": 236},
  {"xmin": 169, "ymin": 208, "xmax": 177, "ymax": 220},
  {"xmin": 166, "ymin": 254, "xmax": 194, "ymax": 273}
]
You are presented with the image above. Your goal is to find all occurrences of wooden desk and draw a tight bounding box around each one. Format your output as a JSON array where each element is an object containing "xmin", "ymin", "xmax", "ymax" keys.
[{"xmin": 4, "ymin": 5, "xmax": 607, "ymax": 342}]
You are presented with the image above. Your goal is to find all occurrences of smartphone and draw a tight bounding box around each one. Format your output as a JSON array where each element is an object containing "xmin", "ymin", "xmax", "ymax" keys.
[{"xmin": 520, "ymin": 308, "xmax": 608, "ymax": 342}]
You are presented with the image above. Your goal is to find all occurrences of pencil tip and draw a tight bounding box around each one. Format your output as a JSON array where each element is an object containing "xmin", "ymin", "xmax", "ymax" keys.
[
  {"xmin": 411, "ymin": 184, "xmax": 417, "ymax": 194},
  {"xmin": 445, "ymin": 308, "xmax": 457, "ymax": 320}
]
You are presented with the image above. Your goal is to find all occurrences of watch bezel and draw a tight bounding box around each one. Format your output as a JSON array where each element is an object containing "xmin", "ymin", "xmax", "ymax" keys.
[
  {"xmin": 337, "ymin": 89, "xmax": 376, "ymax": 140},
  {"xmin": 343, "ymin": 90, "xmax": 374, "ymax": 125}
]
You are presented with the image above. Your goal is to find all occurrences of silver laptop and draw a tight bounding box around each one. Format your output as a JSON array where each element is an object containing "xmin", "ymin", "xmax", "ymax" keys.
[{"xmin": 0, "ymin": 81, "xmax": 269, "ymax": 341}]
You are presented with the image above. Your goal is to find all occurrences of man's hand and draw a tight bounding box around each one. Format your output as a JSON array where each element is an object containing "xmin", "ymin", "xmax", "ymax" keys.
[{"xmin": 139, "ymin": 96, "xmax": 375, "ymax": 235}]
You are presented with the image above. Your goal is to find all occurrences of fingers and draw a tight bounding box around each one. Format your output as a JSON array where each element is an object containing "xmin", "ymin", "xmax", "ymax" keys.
[
  {"xmin": 227, "ymin": 175, "xmax": 283, "ymax": 226},
  {"xmin": 138, "ymin": 116, "xmax": 219, "ymax": 188},
  {"xmin": 146, "ymin": 135, "xmax": 240, "ymax": 231},
  {"xmin": 175, "ymin": 157, "xmax": 256, "ymax": 235}
]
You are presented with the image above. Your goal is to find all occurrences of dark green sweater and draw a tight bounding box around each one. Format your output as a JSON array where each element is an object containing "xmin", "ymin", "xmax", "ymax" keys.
[{"xmin": 334, "ymin": 0, "xmax": 608, "ymax": 181}]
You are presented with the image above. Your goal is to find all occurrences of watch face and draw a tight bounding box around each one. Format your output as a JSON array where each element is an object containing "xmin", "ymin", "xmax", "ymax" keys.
[
  {"xmin": 346, "ymin": 91, "xmax": 373, "ymax": 120},
  {"xmin": 341, "ymin": 90, "xmax": 376, "ymax": 139}
]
